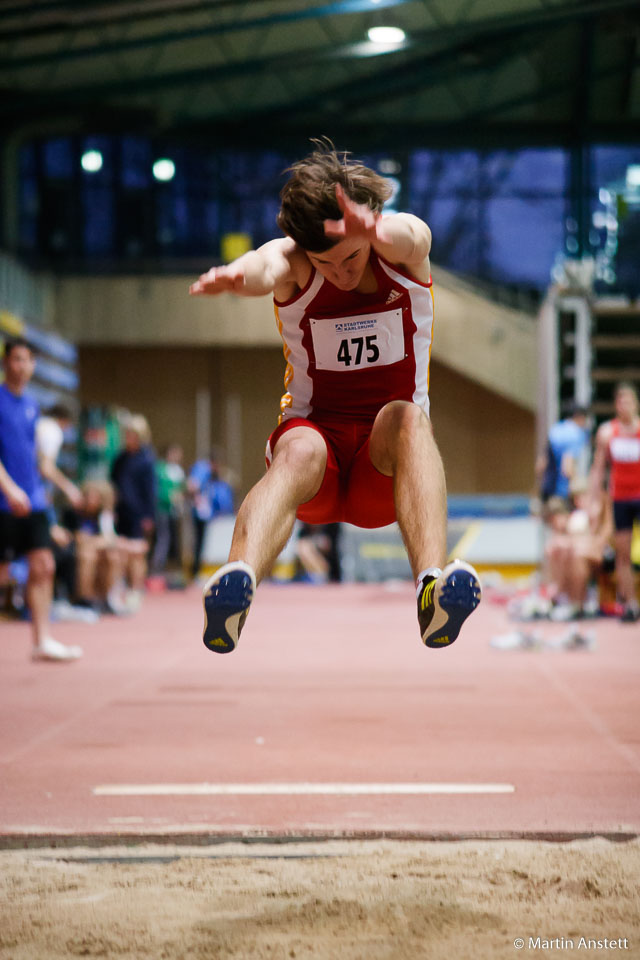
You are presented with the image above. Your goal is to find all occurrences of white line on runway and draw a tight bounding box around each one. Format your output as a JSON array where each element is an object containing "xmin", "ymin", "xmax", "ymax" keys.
[{"xmin": 93, "ymin": 782, "xmax": 515, "ymax": 797}]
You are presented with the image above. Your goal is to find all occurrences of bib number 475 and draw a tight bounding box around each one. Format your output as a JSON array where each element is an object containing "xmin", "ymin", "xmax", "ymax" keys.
[{"xmin": 336, "ymin": 335, "xmax": 380, "ymax": 367}]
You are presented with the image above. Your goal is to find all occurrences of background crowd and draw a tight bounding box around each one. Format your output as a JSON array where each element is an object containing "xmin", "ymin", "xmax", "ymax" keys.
[
  {"xmin": 0, "ymin": 337, "xmax": 235, "ymax": 661},
  {"xmin": 1, "ymin": 335, "xmax": 638, "ymax": 664}
]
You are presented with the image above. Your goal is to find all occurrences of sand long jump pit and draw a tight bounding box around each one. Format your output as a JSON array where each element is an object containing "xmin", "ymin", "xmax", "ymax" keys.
[{"xmin": 1, "ymin": 836, "xmax": 639, "ymax": 959}]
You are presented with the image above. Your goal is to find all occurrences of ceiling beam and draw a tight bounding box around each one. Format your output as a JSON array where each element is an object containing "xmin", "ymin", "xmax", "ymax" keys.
[
  {"xmin": 0, "ymin": 0, "xmax": 412, "ymax": 71},
  {"xmin": 0, "ymin": 39, "xmax": 413, "ymax": 119},
  {"xmin": 0, "ymin": 0, "xmax": 277, "ymax": 37}
]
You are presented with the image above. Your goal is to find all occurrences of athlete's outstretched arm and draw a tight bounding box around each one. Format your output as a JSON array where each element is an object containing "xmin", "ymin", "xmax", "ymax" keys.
[
  {"xmin": 190, "ymin": 238, "xmax": 297, "ymax": 297},
  {"xmin": 324, "ymin": 184, "xmax": 431, "ymax": 266}
]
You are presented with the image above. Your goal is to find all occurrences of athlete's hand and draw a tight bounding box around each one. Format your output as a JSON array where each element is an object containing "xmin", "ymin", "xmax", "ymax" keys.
[
  {"xmin": 189, "ymin": 264, "xmax": 246, "ymax": 296},
  {"xmin": 324, "ymin": 184, "xmax": 390, "ymax": 244},
  {"xmin": 6, "ymin": 484, "xmax": 31, "ymax": 517}
]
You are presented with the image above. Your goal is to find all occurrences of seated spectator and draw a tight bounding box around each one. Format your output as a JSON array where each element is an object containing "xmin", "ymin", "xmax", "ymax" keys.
[
  {"xmin": 544, "ymin": 485, "xmax": 613, "ymax": 620},
  {"xmin": 48, "ymin": 521, "xmax": 101, "ymax": 624},
  {"xmin": 111, "ymin": 415, "xmax": 156, "ymax": 611},
  {"xmin": 62, "ymin": 481, "xmax": 124, "ymax": 613},
  {"xmin": 187, "ymin": 446, "xmax": 234, "ymax": 579}
]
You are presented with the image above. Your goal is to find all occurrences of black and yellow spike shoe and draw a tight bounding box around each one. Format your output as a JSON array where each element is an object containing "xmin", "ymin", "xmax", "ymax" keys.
[
  {"xmin": 202, "ymin": 561, "xmax": 257, "ymax": 654},
  {"xmin": 418, "ymin": 559, "xmax": 481, "ymax": 648}
]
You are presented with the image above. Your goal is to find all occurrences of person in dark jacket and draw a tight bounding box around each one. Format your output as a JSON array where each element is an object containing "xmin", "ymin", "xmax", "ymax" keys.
[{"xmin": 110, "ymin": 414, "xmax": 156, "ymax": 611}]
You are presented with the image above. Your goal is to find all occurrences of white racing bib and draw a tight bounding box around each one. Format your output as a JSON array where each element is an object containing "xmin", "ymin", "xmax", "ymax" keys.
[
  {"xmin": 309, "ymin": 308, "xmax": 405, "ymax": 372},
  {"xmin": 611, "ymin": 436, "xmax": 640, "ymax": 463}
]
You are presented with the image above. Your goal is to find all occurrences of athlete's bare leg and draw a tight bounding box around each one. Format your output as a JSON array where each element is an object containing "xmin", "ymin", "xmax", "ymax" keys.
[
  {"xmin": 228, "ymin": 427, "xmax": 327, "ymax": 583},
  {"xmin": 614, "ymin": 528, "xmax": 636, "ymax": 606},
  {"xmin": 368, "ymin": 400, "xmax": 447, "ymax": 579},
  {"xmin": 75, "ymin": 533, "xmax": 99, "ymax": 602},
  {"xmin": 26, "ymin": 548, "xmax": 55, "ymax": 647}
]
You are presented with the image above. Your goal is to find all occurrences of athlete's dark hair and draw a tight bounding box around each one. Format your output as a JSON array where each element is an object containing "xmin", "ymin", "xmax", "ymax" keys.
[
  {"xmin": 44, "ymin": 403, "xmax": 73, "ymax": 421},
  {"xmin": 614, "ymin": 381, "xmax": 639, "ymax": 402},
  {"xmin": 277, "ymin": 138, "xmax": 393, "ymax": 253},
  {"xmin": 3, "ymin": 336, "xmax": 36, "ymax": 359},
  {"xmin": 566, "ymin": 401, "xmax": 588, "ymax": 419}
]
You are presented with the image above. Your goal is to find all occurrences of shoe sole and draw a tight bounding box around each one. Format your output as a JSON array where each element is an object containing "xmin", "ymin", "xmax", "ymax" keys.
[
  {"xmin": 202, "ymin": 561, "xmax": 256, "ymax": 654},
  {"xmin": 422, "ymin": 560, "xmax": 481, "ymax": 649},
  {"xmin": 32, "ymin": 649, "xmax": 82, "ymax": 662}
]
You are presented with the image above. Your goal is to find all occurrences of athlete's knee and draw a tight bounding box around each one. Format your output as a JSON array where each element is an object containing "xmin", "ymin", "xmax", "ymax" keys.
[
  {"xmin": 376, "ymin": 400, "xmax": 431, "ymax": 443},
  {"xmin": 28, "ymin": 549, "xmax": 55, "ymax": 583},
  {"xmin": 371, "ymin": 401, "xmax": 433, "ymax": 472},
  {"xmin": 273, "ymin": 431, "xmax": 327, "ymax": 483}
]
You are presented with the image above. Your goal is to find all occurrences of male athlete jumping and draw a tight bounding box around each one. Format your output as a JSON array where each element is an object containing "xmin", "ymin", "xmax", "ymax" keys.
[{"xmin": 190, "ymin": 141, "xmax": 481, "ymax": 652}]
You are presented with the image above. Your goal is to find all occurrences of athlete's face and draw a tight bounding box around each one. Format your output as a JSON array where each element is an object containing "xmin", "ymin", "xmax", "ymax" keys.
[
  {"xmin": 615, "ymin": 387, "xmax": 639, "ymax": 423},
  {"xmin": 307, "ymin": 236, "xmax": 370, "ymax": 291},
  {"xmin": 3, "ymin": 345, "xmax": 35, "ymax": 392}
]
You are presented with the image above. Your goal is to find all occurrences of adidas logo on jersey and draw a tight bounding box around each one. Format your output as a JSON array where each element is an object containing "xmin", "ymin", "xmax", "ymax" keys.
[{"xmin": 385, "ymin": 289, "xmax": 402, "ymax": 304}]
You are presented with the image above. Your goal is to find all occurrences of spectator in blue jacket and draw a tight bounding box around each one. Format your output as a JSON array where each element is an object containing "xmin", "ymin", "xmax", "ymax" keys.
[
  {"xmin": 187, "ymin": 446, "xmax": 234, "ymax": 578},
  {"xmin": 538, "ymin": 404, "xmax": 590, "ymax": 504},
  {"xmin": 110, "ymin": 414, "xmax": 156, "ymax": 610}
]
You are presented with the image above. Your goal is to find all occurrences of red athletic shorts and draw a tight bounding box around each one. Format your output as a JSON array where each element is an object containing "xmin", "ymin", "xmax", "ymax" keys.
[{"xmin": 266, "ymin": 416, "xmax": 395, "ymax": 529}]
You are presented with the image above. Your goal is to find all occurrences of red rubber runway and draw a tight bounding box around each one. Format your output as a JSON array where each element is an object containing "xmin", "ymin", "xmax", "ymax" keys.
[{"xmin": 1, "ymin": 583, "xmax": 638, "ymax": 841}]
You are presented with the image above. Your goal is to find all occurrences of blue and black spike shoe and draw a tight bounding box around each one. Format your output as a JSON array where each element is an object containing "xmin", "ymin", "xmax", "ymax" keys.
[
  {"xmin": 418, "ymin": 559, "xmax": 481, "ymax": 648},
  {"xmin": 202, "ymin": 561, "xmax": 257, "ymax": 654}
]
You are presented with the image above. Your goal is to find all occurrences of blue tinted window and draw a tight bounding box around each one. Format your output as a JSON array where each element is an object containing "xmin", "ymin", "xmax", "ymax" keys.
[
  {"xmin": 591, "ymin": 145, "xmax": 640, "ymax": 191},
  {"xmin": 408, "ymin": 148, "xmax": 570, "ymax": 288},
  {"xmin": 81, "ymin": 137, "xmax": 114, "ymax": 256},
  {"xmin": 485, "ymin": 197, "xmax": 565, "ymax": 287},
  {"xmin": 411, "ymin": 151, "xmax": 480, "ymax": 198},
  {"xmin": 121, "ymin": 137, "xmax": 151, "ymax": 189},
  {"xmin": 483, "ymin": 150, "xmax": 566, "ymax": 197},
  {"xmin": 43, "ymin": 138, "xmax": 73, "ymax": 179},
  {"xmin": 18, "ymin": 136, "xmax": 615, "ymax": 292},
  {"xmin": 18, "ymin": 144, "xmax": 38, "ymax": 251}
]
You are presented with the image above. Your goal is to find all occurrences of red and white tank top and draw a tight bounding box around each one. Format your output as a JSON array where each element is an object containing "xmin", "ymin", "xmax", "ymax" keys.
[
  {"xmin": 273, "ymin": 250, "xmax": 434, "ymax": 423},
  {"xmin": 608, "ymin": 419, "xmax": 640, "ymax": 501}
]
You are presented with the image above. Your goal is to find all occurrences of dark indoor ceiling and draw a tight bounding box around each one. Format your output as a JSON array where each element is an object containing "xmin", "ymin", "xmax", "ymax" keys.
[{"xmin": 1, "ymin": 0, "xmax": 639, "ymax": 151}]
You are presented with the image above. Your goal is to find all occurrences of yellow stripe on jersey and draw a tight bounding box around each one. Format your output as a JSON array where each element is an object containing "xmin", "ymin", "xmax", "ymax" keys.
[{"xmin": 274, "ymin": 303, "xmax": 295, "ymax": 425}]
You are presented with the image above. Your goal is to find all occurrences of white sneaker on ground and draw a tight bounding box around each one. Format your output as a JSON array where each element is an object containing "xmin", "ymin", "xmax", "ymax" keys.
[
  {"xmin": 490, "ymin": 630, "xmax": 542, "ymax": 651},
  {"xmin": 546, "ymin": 628, "xmax": 596, "ymax": 652},
  {"xmin": 51, "ymin": 599, "xmax": 100, "ymax": 624},
  {"xmin": 511, "ymin": 593, "xmax": 551, "ymax": 621},
  {"xmin": 32, "ymin": 636, "xmax": 83, "ymax": 662},
  {"xmin": 549, "ymin": 602, "xmax": 582, "ymax": 622},
  {"xmin": 124, "ymin": 589, "xmax": 143, "ymax": 614}
]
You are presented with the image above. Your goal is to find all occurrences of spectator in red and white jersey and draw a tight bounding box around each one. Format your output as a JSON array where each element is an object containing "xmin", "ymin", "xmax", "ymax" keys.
[{"xmin": 589, "ymin": 382, "xmax": 640, "ymax": 623}]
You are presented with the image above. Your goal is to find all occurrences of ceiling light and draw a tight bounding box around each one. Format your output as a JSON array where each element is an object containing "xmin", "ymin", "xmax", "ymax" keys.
[
  {"xmin": 152, "ymin": 158, "xmax": 176, "ymax": 182},
  {"xmin": 81, "ymin": 150, "xmax": 103, "ymax": 173},
  {"xmin": 367, "ymin": 26, "xmax": 406, "ymax": 45}
]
